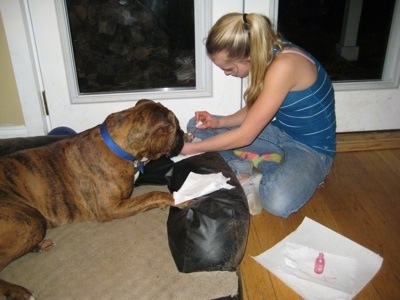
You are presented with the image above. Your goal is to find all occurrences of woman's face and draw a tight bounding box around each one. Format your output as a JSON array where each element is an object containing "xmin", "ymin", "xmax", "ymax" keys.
[{"xmin": 211, "ymin": 51, "xmax": 250, "ymax": 78}]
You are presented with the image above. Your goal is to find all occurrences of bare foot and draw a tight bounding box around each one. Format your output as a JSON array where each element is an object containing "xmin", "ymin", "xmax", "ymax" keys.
[{"xmin": 240, "ymin": 173, "xmax": 263, "ymax": 215}]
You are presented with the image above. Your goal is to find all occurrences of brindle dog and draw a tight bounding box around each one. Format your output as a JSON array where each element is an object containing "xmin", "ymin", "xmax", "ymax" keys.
[{"xmin": 0, "ymin": 100, "xmax": 185, "ymax": 300}]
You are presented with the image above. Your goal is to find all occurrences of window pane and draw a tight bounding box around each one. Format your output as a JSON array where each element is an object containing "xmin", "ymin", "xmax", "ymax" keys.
[
  {"xmin": 278, "ymin": 0, "xmax": 396, "ymax": 82},
  {"xmin": 65, "ymin": 0, "xmax": 195, "ymax": 94}
]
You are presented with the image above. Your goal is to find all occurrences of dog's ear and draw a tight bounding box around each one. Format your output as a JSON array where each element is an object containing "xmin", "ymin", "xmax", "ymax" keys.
[
  {"xmin": 142, "ymin": 122, "xmax": 175, "ymax": 158},
  {"xmin": 136, "ymin": 112, "xmax": 181, "ymax": 160},
  {"xmin": 153, "ymin": 122, "xmax": 175, "ymax": 137},
  {"xmin": 135, "ymin": 99, "xmax": 153, "ymax": 107},
  {"xmin": 109, "ymin": 100, "xmax": 182, "ymax": 160}
]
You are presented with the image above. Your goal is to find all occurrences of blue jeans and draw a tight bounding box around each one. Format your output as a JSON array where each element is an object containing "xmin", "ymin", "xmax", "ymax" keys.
[{"xmin": 187, "ymin": 116, "xmax": 334, "ymax": 218}]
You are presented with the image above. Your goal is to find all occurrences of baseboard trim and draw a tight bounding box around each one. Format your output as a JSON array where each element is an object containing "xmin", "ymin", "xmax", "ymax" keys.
[
  {"xmin": 1, "ymin": 127, "xmax": 399, "ymax": 152},
  {"xmin": 0, "ymin": 125, "xmax": 29, "ymax": 138},
  {"xmin": 337, "ymin": 130, "xmax": 400, "ymax": 152}
]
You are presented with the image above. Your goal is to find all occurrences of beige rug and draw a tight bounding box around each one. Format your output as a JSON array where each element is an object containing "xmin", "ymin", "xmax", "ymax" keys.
[{"xmin": 1, "ymin": 185, "xmax": 238, "ymax": 300}]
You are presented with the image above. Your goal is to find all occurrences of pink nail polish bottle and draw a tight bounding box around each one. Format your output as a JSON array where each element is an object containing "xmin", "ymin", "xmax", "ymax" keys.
[{"xmin": 314, "ymin": 252, "xmax": 325, "ymax": 274}]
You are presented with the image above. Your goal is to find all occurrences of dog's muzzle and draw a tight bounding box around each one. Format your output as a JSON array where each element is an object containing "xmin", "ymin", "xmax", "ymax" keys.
[{"xmin": 168, "ymin": 129, "xmax": 185, "ymax": 158}]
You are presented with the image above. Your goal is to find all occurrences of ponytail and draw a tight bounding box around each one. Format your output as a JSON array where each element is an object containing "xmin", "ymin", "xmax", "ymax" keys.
[{"xmin": 206, "ymin": 13, "xmax": 287, "ymax": 108}]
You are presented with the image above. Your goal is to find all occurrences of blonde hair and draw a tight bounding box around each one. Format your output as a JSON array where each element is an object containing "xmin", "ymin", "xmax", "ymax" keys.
[{"xmin": 206, "ymin": 13, "xmax": 287, "ymax": 108}]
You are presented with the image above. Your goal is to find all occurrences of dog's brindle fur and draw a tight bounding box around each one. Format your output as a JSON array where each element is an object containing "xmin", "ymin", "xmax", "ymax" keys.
[{"xmin": 0, "ymin": 100, "xmax": 185, "ymax": 299}]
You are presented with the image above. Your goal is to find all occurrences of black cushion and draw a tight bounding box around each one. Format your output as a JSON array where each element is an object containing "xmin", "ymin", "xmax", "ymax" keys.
[
  {"xmin": 165, "ymin": 152, "xmax": 249, "ymax": 272},
  {"xmin": 0, "ymin": 135, "xmax": 68, "ymax": 157},
  {"xmin": 135, "ymin": 155, "xmax": 174, "ymax": 186}
]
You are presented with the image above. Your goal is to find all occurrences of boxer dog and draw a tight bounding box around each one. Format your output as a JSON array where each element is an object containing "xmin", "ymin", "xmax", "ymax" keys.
[{"xmin": 0, "ymin": 99, "xmax": 185, "ymax": 300}]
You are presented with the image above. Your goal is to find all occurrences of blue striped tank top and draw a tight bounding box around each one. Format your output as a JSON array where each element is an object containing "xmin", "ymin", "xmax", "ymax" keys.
[{"xmin": 271, "ymin": 45, "xmax": 336, "ymax": 157}]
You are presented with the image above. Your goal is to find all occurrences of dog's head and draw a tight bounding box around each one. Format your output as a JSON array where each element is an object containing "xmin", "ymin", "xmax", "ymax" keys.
[{"xmin": 103, "ymin": 99, "xmax": 184, "ymax": 161}]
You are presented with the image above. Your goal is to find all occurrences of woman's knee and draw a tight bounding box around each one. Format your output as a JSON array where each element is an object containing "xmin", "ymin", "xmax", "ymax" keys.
[
  {"xmin": 259, "ymin": 183, "xmax": 312, "ymax": 218},
  {"xmin": 260, "ymin": 194, "xmax": 295, "ymax": 218}
]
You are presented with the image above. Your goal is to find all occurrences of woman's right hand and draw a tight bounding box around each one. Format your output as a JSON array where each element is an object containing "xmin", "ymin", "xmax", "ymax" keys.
[{"xmin": 195, "ymin": 111, "xmax": 220, "ymax": 129}]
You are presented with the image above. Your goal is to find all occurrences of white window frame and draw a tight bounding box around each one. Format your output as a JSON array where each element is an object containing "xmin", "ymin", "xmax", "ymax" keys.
[
  {"xmin": 54, "ymin": 0, "xmax": 213, "ymax": 104},
  {"xmin": 256, "ymin": 0, "xmax": 400, "ymax": 91},
  {"xmin": 334, "ymin": 0, "xmax": 400, "ymax": 91}
]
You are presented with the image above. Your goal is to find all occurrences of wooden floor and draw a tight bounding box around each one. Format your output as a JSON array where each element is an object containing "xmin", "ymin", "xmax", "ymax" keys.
[{"xmin": 239, "ymin": 135, "xmax": 400, "ymax": 299}]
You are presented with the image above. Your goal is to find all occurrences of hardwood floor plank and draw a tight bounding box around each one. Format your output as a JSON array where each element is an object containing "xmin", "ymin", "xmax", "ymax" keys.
[
  {"xmin": 240, "ymin": 216, "xmax": 278, "ymax": 300},
  {"xmin": 375, "ymin": 149, "xmax": 400, "ymax": 176},
  {"xmin": 371, "ymin": 255, "xmax": 400, "ymax": 299},
  {"xmin": 336, "ymin": 130, "xmax": 400, "ymax": 152},
  {"xmin": 239, "ymin": 148, "xmax": 400, "ymax": 299}
]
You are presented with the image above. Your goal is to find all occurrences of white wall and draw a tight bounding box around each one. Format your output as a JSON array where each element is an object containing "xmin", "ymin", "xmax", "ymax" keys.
[{"xmin": 0, "ymin": 0, "xmax": 399, "ymax": 138}]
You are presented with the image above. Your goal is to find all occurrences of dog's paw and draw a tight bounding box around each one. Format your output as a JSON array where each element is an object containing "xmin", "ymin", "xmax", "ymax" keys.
[
  {"xmin": 173, "ymin": 199, "xmax": 196, "ymax": 209},
  {"xmin": 0, "ymin": 285, "xmax": 36, "ymax": 300},
  {"xmin": 32, "ymin": 239, "xmax": 55, "ymax": 253}
]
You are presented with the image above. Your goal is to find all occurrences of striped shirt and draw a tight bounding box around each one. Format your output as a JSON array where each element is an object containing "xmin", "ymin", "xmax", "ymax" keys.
[{"xmin": 271, "ymin": 46, "xmax": 336, "ymax": 157}]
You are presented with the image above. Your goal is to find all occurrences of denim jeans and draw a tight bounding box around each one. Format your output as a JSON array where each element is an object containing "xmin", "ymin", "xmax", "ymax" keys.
[{"xmin": 187, "ymin": 116, "xmax": 334, "ymax": 218}]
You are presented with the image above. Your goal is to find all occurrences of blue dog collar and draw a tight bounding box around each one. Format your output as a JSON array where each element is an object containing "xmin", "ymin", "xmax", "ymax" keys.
[{"xmin": 100, "ymin": 123, "xmax": 145, "ymax": 173}]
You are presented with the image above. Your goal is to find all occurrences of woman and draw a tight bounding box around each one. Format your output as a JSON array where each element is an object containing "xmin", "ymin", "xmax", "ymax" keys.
[{"xmin": 181, "ymin": 13, "xmax": 336, "ymax": 218}]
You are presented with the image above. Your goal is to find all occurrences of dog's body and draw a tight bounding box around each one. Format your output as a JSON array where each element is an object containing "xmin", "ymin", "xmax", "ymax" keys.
[{"xmin": 0, "ymin": 100, "xmax": 184, "ymax": 299}]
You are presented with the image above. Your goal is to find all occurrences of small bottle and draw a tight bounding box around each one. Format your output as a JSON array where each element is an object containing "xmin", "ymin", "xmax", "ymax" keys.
[{"xmin": 314, "ymin": 252, "xmax": 325, "ymax": 274}]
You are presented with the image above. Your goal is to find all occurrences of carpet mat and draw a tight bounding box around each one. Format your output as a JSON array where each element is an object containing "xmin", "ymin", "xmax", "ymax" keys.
[{"xmin": 1, "ymin": 186, "xmax": 238, "ymax": 300}]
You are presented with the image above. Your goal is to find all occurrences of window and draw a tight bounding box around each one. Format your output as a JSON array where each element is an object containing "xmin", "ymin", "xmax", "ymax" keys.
[
  {"xmin": 278, "ymin": 0, "xmax": 396, "ymax": 82},
  {"xmin": 56, "ymin": 0, "xmax": 212, "ymax": 102}
]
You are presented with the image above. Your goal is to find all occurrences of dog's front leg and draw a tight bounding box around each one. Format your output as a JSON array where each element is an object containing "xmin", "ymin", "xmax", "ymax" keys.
[{"xmin": 100, "ymin": 191, "xmax": 181, "ymax": 221}]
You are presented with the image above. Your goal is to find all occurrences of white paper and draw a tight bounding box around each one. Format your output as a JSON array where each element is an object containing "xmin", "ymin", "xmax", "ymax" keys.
[
  {"xmin": 173, "ymin": 172, "xmax": 234, "ymax": 205},
  {"xmin": 282, "ymin": 242, "xmax": 356, "ymax": 293},
  {"xmin": 171, "ymin": 152, "xmax": 203, "ymax": 163},
  {"xmin": 252, "ymin": 217, "xmax": 383, "ymax": 300}
]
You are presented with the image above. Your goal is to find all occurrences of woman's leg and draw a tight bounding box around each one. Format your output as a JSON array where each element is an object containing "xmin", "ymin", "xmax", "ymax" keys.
[
  {"xmin": 187, "ymin": 116, "xmax": 254, "ymax": 176},
  {"xmin": 256, "ymin": 133, "xmax": 333, "ymax": 218},
  {"xmin": 188, "ymin": 117, "xmax": 333, "ymax": 218},
  {"xmin": 188, "ymin": 117, "xmax": 288, "ymax": 178}
]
